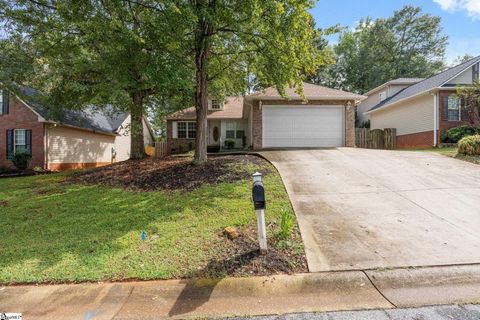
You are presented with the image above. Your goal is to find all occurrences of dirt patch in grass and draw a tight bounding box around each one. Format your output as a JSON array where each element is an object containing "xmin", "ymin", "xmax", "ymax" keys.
[
  {"xmin": 197, "ymin": 224, "xmax": 308, "ymax": 278},
  {"xmin": 0, "ymin": 200, "xmax": 8, "ymax": 207},
  {"xmin": 69, "ymin": 154, "xmax": 271, "ymax": 191}
]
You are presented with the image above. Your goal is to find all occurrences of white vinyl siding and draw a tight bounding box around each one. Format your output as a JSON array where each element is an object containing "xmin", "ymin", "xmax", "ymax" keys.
[
  {"xmin": 47, "ymin": 126, "xmax": 115, "ymax": 164},
  {"xmin": 447, "ymin": 67, "xmax": 474, "ymax": 85},
  {"xmin": 370, "ymin": 94, "xmax": 434, "ymax": 136},
  {"xmin": 262, "ymin": 105, "xmax": 345, "ymax": 148}
]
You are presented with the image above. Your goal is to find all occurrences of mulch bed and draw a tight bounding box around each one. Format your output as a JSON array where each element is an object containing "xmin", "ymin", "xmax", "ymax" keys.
[
  {"xmin": 197, "ymin": 224, "xmax": 308, "ymax": 278},
  {"xmin": 69, "ymin": 155, "xmax": 271, "ymax": 191}
]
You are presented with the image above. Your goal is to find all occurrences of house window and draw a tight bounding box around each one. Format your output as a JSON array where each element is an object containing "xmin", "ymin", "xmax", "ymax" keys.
[
  {"xmin": 211, "ymin": 100, "xmax": 222, "ymax": 110},
  {"xmin": 225, "ymin": 121, "xmax": 245, "ymax": 139},
  {"xmin": 379, "ymin": 91, "xmax": 387, "ymax": 102},
  {"xmin": 447, "ymin": 96, "xmax": 461, "ymax": 121},
  {"xmin": 236, "ymin": 130, "xmax": 245, "ymax": 139},
  {"xmin": 176, "ymin": 122, "xmax": 196, "ymax": 139},
  {"xmin": 225, "ymin": 122, "xmax": 235, "ymax": 139}
]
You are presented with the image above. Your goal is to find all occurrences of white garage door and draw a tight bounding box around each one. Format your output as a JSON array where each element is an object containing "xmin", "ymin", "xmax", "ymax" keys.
[{"xmin": 262, "ymin": 105, "xmax": 345, "ymax": 148}]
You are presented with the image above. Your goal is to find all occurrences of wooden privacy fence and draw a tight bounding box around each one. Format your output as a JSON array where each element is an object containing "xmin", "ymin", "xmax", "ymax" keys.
[
  {"xmin": 154, "ymin": 140, "xmax": 168, "ymax": 158},
  {"xmin": 356, "ymin": 128, "xmax": 397, "ymax": 150}
]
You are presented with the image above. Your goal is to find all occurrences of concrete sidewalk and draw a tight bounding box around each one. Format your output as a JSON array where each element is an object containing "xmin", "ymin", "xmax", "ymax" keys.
[{"xmin": 1, "ymin": 265, "xmax": 480, "ymax": 319}]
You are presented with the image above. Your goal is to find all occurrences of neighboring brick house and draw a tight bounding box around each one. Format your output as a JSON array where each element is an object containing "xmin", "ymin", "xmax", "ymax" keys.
[
  {"xmin": 166, "ymin": 82, "xmax": 364, "ymax": 153},
  {"xmin": 0, "ymin": 86, "xmax": 154, "ymax": 170},
  {"xmin": 365, "ymin": 56, "xmax": 480, "ymax": 148}
]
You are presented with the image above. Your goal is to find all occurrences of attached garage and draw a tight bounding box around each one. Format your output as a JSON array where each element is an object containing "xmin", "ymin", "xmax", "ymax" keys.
[{"xmin": 262, "ymin": 105, "xmax": 345, "ymax": 148}]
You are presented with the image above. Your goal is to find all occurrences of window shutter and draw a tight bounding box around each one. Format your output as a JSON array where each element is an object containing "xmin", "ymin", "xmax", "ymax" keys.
[
  {"xmin": 172, "ymin": 122, "xmax": 178, "ymax": 138},
  {"xmin": 2, "ymin": 90, "xmax": 9, "ymax": 114},
  {"xmin": 441, "ymin": 95, "xmax": 449, "ymax": 121},
  {"xmin": 25, "ymin": 130, "xmax": 32, "ymax": 155},
  {"xmin": 6, "ymin": 129, "xmax": 13, "ymax": 159}
]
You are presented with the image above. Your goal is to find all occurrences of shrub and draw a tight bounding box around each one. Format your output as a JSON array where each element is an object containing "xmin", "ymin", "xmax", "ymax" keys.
[
  {"xmin": 276, "ymin": 208, "xmax": 294, "ymax": 240},
  {"xmin": 224, "ymin": 140, "xmax": 235, "ymax": 149},
  {"xmin": 11, "ymin": 151, "xmax": 32, "ymax": 170},
  {"xmin": 442, "ymin": 125, "xmax": 479, "ymax": 143},
  {"xmin": 458, "ymin": 135, "xmax": 480, "ymax": 156}
]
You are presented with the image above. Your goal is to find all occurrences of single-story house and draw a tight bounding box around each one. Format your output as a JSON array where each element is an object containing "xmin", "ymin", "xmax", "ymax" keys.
[
  {"xmin": 364, "ymin": 56, "xmax": 480, "ymax": 148},
  {"xmin": 166, "ymin": 82, "xmax": 365, "ymax": 153},
  {"xmin": 0, "ymin": 86, "xmax": 154, "ymax": 170}
]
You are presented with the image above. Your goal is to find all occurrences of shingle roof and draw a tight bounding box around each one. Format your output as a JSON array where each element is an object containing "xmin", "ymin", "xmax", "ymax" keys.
[
  {"xmin": 166, "ymin": 96, "xmax": 244, "ymax": 120},
  {"xmin": 247, "ymin": 82, "xmax": 365, "ymax": 100},
  {"xmin": 364, "ymin": 78, "xmax": 425, "ymax": 96},
  {"xmin": 367, "ymin": 56, "xmax": 480, "ymax": 113},
  {"xmin": 17, "ymin": 86, "xmax": 128, "ymax": 134}
]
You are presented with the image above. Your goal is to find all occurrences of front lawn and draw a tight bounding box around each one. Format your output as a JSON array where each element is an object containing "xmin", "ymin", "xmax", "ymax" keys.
[
  {"xmin": 0, "ymin": 155, "xmax": 306, "ymax": 284},
  {"xmin": 408, "ymin": 147, "xmax": 480, "ymax": 165}
]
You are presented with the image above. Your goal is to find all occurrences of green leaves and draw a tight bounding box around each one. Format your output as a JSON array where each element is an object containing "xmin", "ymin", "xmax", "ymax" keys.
[{"xmin": 313, "ymin": 5, "xmax": 448, "ymax": 93}]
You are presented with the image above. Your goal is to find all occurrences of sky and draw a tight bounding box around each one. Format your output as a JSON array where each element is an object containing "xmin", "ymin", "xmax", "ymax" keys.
[{"xmin": 309, "ymin": 0, "xmax": 480, "ymax": 64}]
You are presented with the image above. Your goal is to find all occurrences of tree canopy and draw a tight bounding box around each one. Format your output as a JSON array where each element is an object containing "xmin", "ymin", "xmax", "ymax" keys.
[
  {"xmin": 0, "ymin": 0, "xmax": 191, "ymax": 158},
  {"xmin": 310, "ymin": 5, "xmax": 448, "ymax": 93},
  {"xmin": 153, "ymin": 0, "xmax": 327, "ymax": 163}
]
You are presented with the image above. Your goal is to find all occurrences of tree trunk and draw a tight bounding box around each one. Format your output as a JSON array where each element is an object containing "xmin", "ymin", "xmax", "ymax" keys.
[
  {"xmin": 130, "ymin": 92, "xmax": 146, "ymax": 160},
  {"xmin": 193, "ymin": 9, "xmax": 212, "ymax": 165}
]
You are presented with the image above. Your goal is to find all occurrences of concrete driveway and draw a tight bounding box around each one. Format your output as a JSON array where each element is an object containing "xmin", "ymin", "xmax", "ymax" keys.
[{"xmin": 261, "ymin": 148, "xmax": 480, "ymax": 272}]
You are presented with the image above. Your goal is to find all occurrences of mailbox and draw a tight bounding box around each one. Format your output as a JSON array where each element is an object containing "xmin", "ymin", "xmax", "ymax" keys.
[{"xmin": 252, "ymin": 180, "xmax": 266, "ymax": 210}]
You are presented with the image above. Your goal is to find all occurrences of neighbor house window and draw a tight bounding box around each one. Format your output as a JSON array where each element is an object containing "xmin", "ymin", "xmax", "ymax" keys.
[
  {"xmin": 211, "ymin": 100, "xmax": 222, "ymax": 110},
  {"xmin": 447, "ymin": 96, "xmax": 461, "ymax": 121},
  {"xmin": 14, "ymin": 129, "xmax": 27, "ymax": 152},
  {"xmin": 6, "ymin": 129, "xmax": 31, "ymax": 159},
  {"xmin": 176, "ymin": 122, "xmax": 196, "ymax": 139}
]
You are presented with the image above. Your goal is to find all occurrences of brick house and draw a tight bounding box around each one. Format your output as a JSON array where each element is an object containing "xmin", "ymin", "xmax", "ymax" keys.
[
  {"xmin": 166, "ymin": 82, "xmax": 365, "ymax": 153},
  {"xmin": 363, "ymin": 56, "xmax": 480, "ymax": 148},
  {"xmin": 0, "ymin": 86, "xmax": 154, "ymax": 170}
]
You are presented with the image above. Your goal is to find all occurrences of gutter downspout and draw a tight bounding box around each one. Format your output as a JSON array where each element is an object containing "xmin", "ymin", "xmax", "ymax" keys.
[{"xmin": 432, "ymin": 92, "xmax": 438, "ymax": 147}]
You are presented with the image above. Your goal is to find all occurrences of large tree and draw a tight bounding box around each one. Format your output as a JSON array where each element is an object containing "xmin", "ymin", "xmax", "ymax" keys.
[
  {"xmin": 0, "ymin": 0, "xmax": 189, "ymax": 159},
  {"xmin": 313, "ymin": 6, "xmax": 448, "ymax": 93},
  {"xmin": 148, "ymin": 0, "xmax": 325, "ymax": 164}
]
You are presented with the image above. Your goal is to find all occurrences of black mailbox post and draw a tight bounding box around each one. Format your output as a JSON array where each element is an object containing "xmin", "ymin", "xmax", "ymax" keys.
[{"xmin": 252, "ymin": 180, "xmax": 266, "ymax": 210}]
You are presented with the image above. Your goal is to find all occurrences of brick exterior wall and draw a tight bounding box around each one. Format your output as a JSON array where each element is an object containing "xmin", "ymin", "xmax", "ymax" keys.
[
  {"xmin": 166, "ymin": 120, "xmax": 195, "ymax": 154},
  {"xmin": 0, "ymin": 95, "xmax": 45, "ymax": 169},
  {"xmin": 438, "ymin": 90, "xmax": 480, "ymax": 141},
  {"xmin": 251, "ymin": 99, "xmax": 356, "ymax": 150},
  {"xmin": 397, "ymin": 131, "xmax": 434, "ymax": 149}
]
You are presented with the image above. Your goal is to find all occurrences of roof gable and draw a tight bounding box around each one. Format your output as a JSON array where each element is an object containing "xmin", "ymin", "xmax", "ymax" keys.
[
  {"xmin": 367, "ymin": 56, "xmax": 480, "ymax": 114},
  {"xmin": 166, "ymin": 96, "xmax": 244, "ymax": 120},
  {"xmin": 247, "ymin": 82, "xmax": 365, "ymax": 101}
]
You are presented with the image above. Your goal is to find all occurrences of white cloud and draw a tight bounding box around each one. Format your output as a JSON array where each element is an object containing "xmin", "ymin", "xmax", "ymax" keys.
[{"xmin": 433, "ymin": 0, "xmax": 480, "ymax": 20}]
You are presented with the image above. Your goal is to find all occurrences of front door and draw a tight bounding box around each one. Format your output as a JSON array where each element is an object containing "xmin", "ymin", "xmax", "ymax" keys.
[{"xmin": 208, "ymin": 120, "xmax": 220, "ymax": 146}]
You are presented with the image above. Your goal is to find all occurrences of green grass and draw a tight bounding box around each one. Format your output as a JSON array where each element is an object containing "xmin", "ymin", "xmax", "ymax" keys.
[
  {"xmin": 0, "ymin": 161, "xmax": 296, "ymax": 284},
  {"xmin": 406, "ymin": 147, "xmax": 480, "ymax": 165}
]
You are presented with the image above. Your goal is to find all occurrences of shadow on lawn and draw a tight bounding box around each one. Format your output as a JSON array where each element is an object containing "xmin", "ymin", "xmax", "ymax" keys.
[
  {"xmin": 168, "ymin": 250, "xmax": 260, "ymax": 317},
  {"xmin": 0, "ymin": 177, "xmax": 227, "ymax": 284}
]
